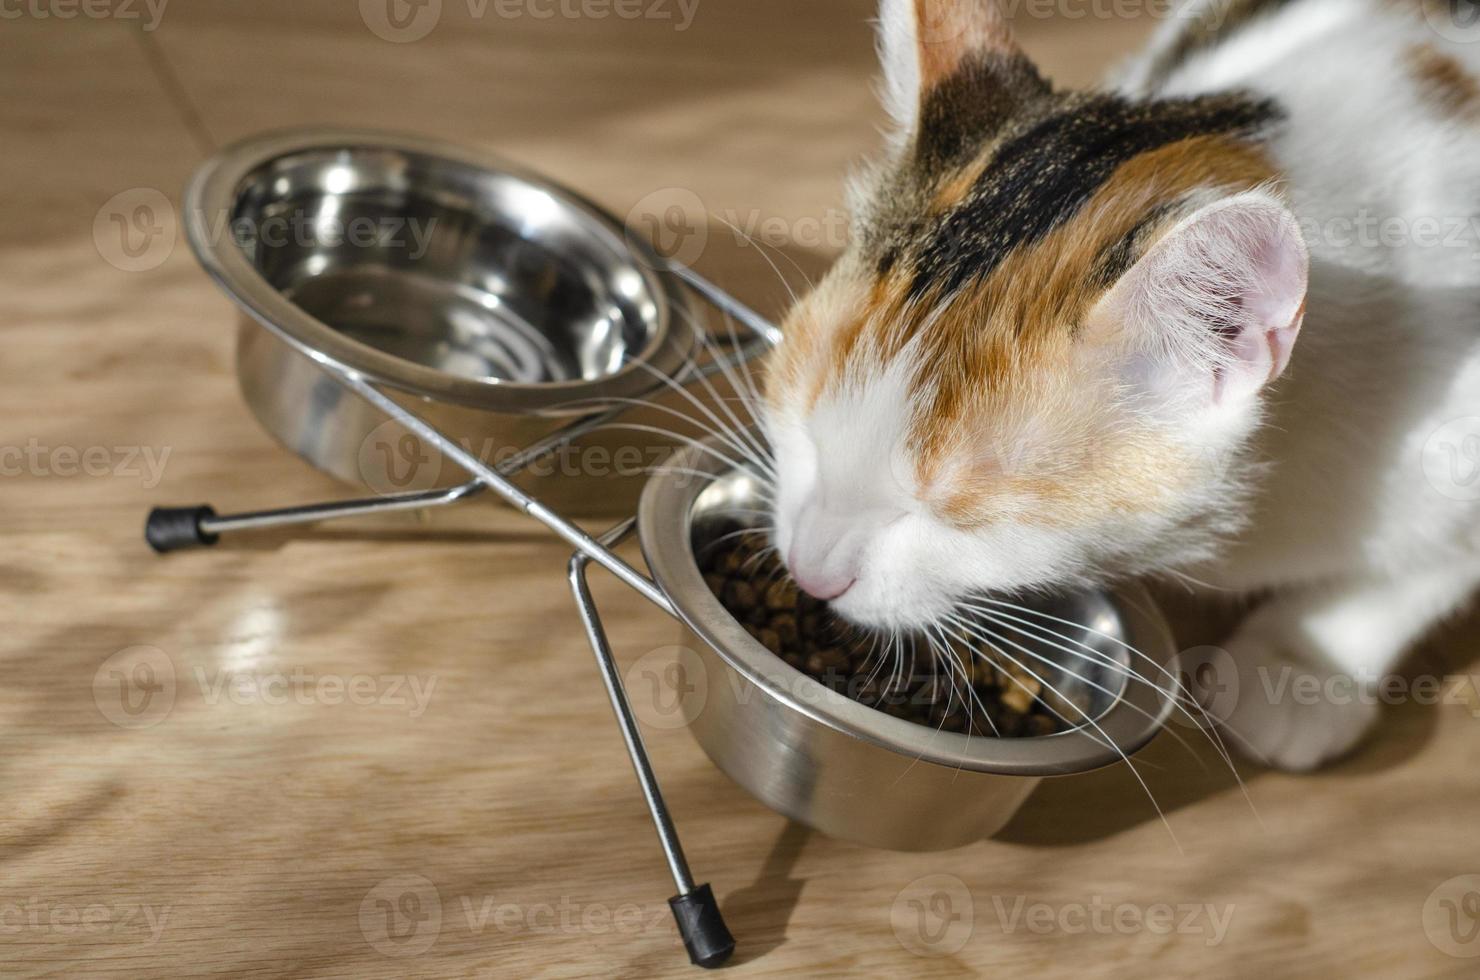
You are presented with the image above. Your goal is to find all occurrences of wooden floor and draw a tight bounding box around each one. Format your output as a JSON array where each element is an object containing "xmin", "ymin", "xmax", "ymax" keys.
[{"xmin": 4, "ymin": 2, "xmax": 1479, "ymax": 976}]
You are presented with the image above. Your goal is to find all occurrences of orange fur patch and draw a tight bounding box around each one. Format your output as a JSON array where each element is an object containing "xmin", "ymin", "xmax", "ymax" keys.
[
  {"xmin": 1407, "ymin": 43, "xmax": 1480, "ymax": 118},
  {"xmin": 913, "ymin": 0, "xmax": 1015, "ymax": 90}
]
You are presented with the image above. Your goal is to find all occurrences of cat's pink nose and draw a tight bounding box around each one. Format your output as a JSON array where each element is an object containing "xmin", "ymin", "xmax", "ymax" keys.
[
  {"xmin": 787, "ymin": 551, "xmax": 857, "ymax": 602},
  {"xmin": 793, "ymin": 570, "xmax": 856, "ymax": 602}
]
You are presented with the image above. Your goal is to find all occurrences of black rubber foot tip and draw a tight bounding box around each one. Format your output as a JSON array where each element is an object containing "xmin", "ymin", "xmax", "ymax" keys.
[
  {"xmin": 145, "ymin": 506, "xmax": 219, "ymax": 553},
  {"xmin": 670, "ymin": 884, "xmax": 734, "ymax": 969}
]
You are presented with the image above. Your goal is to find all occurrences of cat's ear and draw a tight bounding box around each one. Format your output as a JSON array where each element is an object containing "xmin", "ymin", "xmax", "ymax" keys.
[
  {"xmin": 877, "ymin": 0, "xmax": 1018, "ymax": 136},
  {"xmin": 1089, "ymin": 191, "xmax": 1309, "ymax": 406}
]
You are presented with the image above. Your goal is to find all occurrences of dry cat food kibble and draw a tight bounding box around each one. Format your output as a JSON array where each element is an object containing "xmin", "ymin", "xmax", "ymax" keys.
[{"xmin": 702, "ymin": 529, "xmax": 1069, "ymax": 737}]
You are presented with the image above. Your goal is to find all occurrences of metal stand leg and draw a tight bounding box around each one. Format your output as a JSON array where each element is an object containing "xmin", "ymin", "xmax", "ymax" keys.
[
  {"xmin": 144, "ymin": 399, "xmax": 628, "ymax": 553},
  {"xmin": 144, "ymin": 481, "xmax": 485, "ymax": 552},
  {"xmin": 569, "ymin": 521, "xmax": 734, "ymax": 969}
]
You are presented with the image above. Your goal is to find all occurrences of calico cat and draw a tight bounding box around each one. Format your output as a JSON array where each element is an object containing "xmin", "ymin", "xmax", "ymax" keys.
[{"xmin": 763, "ymin": 0, "xmax": 1480, "ymax": 769}]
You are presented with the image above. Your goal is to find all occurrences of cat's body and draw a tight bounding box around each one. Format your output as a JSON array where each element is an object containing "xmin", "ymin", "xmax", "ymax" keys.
[
  {"xmin": 1127, "ymin": 0, "xmax": 1480, "ymax": 585},
  {"xmin": 763, "ymin": 0, "xmax": 1480, "ymax": 769},
  {"xmin": 1124, "ymin": 0, "xmax": 1480, "ymax": 766}
]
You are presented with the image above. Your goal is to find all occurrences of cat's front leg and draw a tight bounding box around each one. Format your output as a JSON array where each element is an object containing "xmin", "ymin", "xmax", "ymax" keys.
[{"xmin": 1210, "ymin": 565, "xmax": 1480, "ymax": 771}]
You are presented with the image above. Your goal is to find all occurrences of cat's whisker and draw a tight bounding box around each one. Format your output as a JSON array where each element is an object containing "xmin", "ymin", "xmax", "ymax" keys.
[
  {"xmin": 710, "ymin": 211, "xmax": 805, "ymax": 309},
  {"xmin": 712, "ymin": 208, "xmax": 818, "ymax": 295},
  {"xmin": 961, "ymin": 600, "xmax": 1241, "ymax": 773},
  {"xmin": 641, "ymin": 465, "xmax": 777, "ymax": 502},
  {"xmin": 663, "ymin": 314, "xmax": 775, "ymax": 470},
  {"xmin": 942, "ymin": 613, "xmax": 1182, "ymax": 852},
  {"xmin": 957, "ymin": 602, "xmax": 1201, "ymax": 722},
  {"xmin": 964, "ymin": 608, "xmax": 1213, "ymax": 765},
  {"xmin": 931, "ymin": 623, "xmax": 1001, "ymax": 739},
  {"xmin": 699, "ymin": 527, "xmax": 772, "ymax": 553},
  {"xmin": 590, "ymin": 422, "xmax": 771, "ymax": 484},
  {"xmin": 671, "ymin": 310, "xmax": 774, "ymax": 464},
  {"xmin": 668, "ymin": 300, "xmax": 771, "ymax": 423},
  {"xmin": 941, "ymin": 613, "xmax": 1120, "ymax": 751},
  {"xmin": 582, "ymin": 389, "xmax": 776, "ymax": 482},
  {"xmin": 615, "ymin": 318, "xmax": 772, "ymax": 461},
  {"xmin": 962, "ymin": 595, "xmax": 1253, "ymax": 805}
]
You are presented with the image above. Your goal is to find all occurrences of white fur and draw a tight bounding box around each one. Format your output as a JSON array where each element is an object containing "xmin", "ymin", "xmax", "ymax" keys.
[
  {"xmin": 877, "ymin": 0, "xmax": 922, "ymax": 140},
  {"xmin": 1117, "ymin": 0, "xmax": 1480, "ymax": 767}
]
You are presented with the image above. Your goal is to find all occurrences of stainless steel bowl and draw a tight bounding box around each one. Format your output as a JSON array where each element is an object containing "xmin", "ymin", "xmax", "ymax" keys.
[
  {"xmin": 638, "ymin": 446, "xmax": 1180, "ymax": 851},
  {"xmin": 186, "ymin": 129, "xmax": 694, "ymax": 506}
]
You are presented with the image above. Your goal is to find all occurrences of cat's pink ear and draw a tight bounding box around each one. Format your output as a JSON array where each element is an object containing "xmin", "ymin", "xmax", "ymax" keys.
[
  {"xmin": 877, "ymin": 0, "xmax": 1018, "ymax": 134},
  {"xmin": 1090, "ymin": 192, "xmax": 1309, "ymax": 406}
]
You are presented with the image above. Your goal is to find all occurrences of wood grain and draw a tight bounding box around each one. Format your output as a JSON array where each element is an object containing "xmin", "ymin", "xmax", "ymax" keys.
[{"xmin": 3, "ymin": 3, "xmax": 1479, "ymax": 977}]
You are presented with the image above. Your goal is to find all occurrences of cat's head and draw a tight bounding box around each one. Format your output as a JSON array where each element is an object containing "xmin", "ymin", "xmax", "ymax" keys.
[{"xmin": 764, "ymin": 0, "xmax": 1308, "ymax": 632}]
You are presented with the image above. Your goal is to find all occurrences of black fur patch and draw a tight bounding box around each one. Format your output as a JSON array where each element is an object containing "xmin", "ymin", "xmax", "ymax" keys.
[
  {"xmin": 914, "ymin": 53, "xmax": 1052, "ymax": 173},
  {"xmin": 1089, "ymin": 202, "xmax": 1176, "ymax": 290},
  {"xmin": 906, "ymin": 93, "xmax": 1281, "ymax": 300}
]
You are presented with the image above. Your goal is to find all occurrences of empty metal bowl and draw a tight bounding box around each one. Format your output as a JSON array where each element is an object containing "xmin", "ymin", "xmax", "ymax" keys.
[
  {"xmin": 638, "ymin": 442, "xmax": 1181, "ymax": 851},
  {"xmin": 185, "ymin": 129, "xmax": 694, "ymax": 503}
]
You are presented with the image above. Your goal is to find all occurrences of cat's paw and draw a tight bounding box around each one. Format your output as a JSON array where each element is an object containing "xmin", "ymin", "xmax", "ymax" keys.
[{"xmin": 1210, "ymin": 633, "xmax": 1381, "ymax": 772}]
